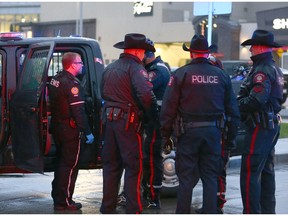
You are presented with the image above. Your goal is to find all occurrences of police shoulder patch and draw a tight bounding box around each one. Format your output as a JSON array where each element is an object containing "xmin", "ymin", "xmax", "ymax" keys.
[
  {"xmin": 140, "ymin": 69, "xmax": 148, "ymax": 79},
  {"xmin": 253, "ymin": 72, "xmax": 266, "ymax": 83},
  {"xmin": 148, "ymin": 72, "xmax": 156, "ymax": 81},
  {"xmin": 71, "ymin": 87, "xmax": 79, "ymax": 95}
]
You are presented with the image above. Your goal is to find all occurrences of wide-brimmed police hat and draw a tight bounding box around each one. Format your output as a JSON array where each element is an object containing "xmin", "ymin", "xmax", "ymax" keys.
[
  {"xmin": 241, "ymin": 29, "xmax": 281, "ymax": 48},
  {"xmin": 182, "ymin": 34, "xmax": 210, "ymax": 53},
  {"xmin": 113, "ymin": 33, "xmax": 155, "ymax": 52}
]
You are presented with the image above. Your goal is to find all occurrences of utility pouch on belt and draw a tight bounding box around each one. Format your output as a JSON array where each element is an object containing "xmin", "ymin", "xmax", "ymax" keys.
[
  {"xmin": 217, "ymin": 113, "xmax": 226, "ymax": 129},
  {"xmin": 265, "ymin": 112, "xmax": 274, "ymax": 130},
  {"xmin": 261, "ymin": 112, "xmax": 267, "ymax": 129},
  {"xmin": 125, "ymin": 103, "xmax": 132, "ymax": 131},
  {"xmin": 106, "ymin": 107, "xmax": 114, "ymax": 121},
  {"xmin": 222, "ymin": 116, "xmax": 231, "ymax": 141},
  {"xmin": 173, "ymin": 114, "xmax": 184, "ymax": 137},
  {"xmin": 112, "ymin": 108, "xmax": 122, "ymax": 121}
]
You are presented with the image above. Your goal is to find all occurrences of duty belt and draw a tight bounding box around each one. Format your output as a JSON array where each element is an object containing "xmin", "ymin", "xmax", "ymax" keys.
[
  {"xmin": 105, "ymin": 107, "xmax": 128, "ymax": 121},
  {"xmin": 184, "ymin": 121, "xmax": 217, "ymax": 129}
]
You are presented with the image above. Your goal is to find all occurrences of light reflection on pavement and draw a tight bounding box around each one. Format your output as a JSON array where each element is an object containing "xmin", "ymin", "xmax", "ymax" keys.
[{"xmin": 0, "ymin": 164, "xmax": 287, "ymax": 214}]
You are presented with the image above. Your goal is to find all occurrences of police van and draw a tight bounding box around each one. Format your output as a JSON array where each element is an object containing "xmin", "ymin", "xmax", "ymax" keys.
[{"xmin": 0, "ymin": 32, "xmax": 179, "ymax": 196}]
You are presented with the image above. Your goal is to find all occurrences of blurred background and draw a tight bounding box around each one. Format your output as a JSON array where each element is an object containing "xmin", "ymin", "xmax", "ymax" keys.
[{"xmin": 1, "ymin": 1, "xmax": 288, "ymax": 68}]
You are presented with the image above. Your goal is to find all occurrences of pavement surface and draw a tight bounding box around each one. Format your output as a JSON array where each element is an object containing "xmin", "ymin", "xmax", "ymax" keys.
[{"xmin": 0, "ymin": 104, "xmax": 287, "ymax": 214}]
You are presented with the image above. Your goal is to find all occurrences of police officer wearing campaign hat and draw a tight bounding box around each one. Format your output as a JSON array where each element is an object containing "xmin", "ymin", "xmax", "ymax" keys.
[
  {"xmin": 160, "ymin": 34, "xmax": 240, "ymax": 213},
  {"xmin": 238, "ymin": 29, "xmax": 284, "ymax": 214},
  {"xmin": 49, "ymin": 52, "xmax": 94, "ymax": 211},
  {"xmin": 100, "ymin": 33, "xmax": 158, "ymax": 214}
]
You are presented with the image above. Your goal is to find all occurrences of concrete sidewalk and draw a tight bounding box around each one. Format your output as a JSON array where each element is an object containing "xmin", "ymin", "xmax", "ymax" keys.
[{"xmin": 229, "ymin": 138, "xmax": 288, "ymax": 168}]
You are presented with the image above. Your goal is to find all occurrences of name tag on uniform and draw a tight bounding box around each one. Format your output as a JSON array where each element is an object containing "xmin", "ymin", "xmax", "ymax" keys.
[{"xmin": 192, "ymin": 75, "xmax": 219, "ymax": 84}]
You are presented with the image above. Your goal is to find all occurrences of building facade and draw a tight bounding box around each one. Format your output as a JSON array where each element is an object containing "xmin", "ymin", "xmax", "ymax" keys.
[{"xmin": 1, "ymin": 2, "xmax": 288, "ymax": 67}]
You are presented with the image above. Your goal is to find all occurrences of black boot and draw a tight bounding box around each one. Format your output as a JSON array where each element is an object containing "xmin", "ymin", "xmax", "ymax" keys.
[{"xmin": 146, "ymin": 188, "xmax": 161, "ymax": 210}]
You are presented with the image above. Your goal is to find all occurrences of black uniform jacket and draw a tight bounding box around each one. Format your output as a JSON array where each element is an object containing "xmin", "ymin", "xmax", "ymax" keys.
[
  {"xmin": 145, "ymin": 56, "xmax": 170, "ymax": 100},
  {"xmin": 101, "ymin": 53, "xmax": 158, "ymax": 120},
  {"xmin": 237, "ymin": 52, "xmax": 284, "ymax": 116},
  {"xmin": 160, "ymin": 57, "xmax": 240, "ymax": 140},
  {"xmin": 49, "ymin": 70, "xmax": 91, "ymax": 135}
]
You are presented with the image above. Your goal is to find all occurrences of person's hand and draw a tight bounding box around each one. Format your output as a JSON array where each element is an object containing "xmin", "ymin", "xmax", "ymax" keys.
[
  {"xmin": 224, "ymin": 139, "xmax": 236, "ymax": 152},
  {"xmin": 162, "ymin": 137, "xmax": 173, "ymax": 154},
  {"xmin": 86, "ymin": 133, "xmax": 94, "ymax": 144}
]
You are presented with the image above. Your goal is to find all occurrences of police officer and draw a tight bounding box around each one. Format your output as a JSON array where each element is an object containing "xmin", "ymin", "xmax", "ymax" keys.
[
  {"xmin": 160, "ymin": 34, "xmax": 240, "ymax": 214},
  {"xmin": 100, "ymin": 33, "xmax": 158, "ymax": 214},
  {"xmin": 194, "ymin": 55, "xmax": 234, "ymax": 214},
  {"xmin": 238, "ymin": 29, "xmax": 284, "ymax": 214},
  {"xmin": 142, "ymin": 38, "xmax": 171, "ymax": 209},
  {"xmin": 49, "ymin": 52, "xmax": 94, "ymax": 211}
]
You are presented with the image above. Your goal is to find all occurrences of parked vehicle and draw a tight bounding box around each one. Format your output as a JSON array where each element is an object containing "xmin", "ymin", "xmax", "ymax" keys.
[
  {"xmin": 280, "ymin": 67, "xmax": 288, "ymax": 104},
  {"xmin": 0, "ymin": 32, "xmax": 178, "ymax": 196},
  {"xmin": 0, "ymin": 32, "xmax": 105, "ymax": 174}
]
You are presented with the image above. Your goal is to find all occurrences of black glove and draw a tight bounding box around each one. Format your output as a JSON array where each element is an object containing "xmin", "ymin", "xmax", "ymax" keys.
[
  {"xmin": 224, "ymin": 139, "xmax": 236, "ymax": 152},
  {"xmin": 162, "ymin": 137, "xmax": 173, "ymax": 155}
]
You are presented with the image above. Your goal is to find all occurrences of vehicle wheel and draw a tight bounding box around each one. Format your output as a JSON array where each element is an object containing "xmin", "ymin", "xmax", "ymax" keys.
[{"xmin": 161, "ymin": 150, "xmax": 179, "ymax": 197}]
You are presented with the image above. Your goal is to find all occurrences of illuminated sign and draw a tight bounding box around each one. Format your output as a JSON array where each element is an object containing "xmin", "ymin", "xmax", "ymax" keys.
[
  {"xmin": 133, "ymin": 1, "xmax": 153, "ymax": 17},
  {"xmin": 273, "ymin": 18, "xmax": 288, "ymax": 30}
]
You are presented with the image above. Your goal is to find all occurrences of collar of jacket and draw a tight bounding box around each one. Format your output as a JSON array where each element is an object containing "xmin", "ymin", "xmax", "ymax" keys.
[
  {"xmin": 120, "ymin": 53, "xmax": 143, "ymax": 64},
  {"xmin": 63, "ymin": 70, "xmax": 81, "ymax": 84},
  {"xmin": 250, "ymin": 52, "xmax": 273, "ymax": 65},
  {"xmin": 145, "ymin": 56, "xmax": 162, "ymax": 70},
  {"xmin": 189, "ymin": 57, "xmax": 210, "ymax": 65}
]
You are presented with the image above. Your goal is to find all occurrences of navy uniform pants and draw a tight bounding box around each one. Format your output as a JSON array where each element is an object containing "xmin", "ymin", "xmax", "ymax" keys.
[
  {"xmin": 240, "ymin": 123, "xmax": 280, "ymax": 214},
  {"xmin": 217, "ymin": 148, "xmax": 230, "ymax": 209},
  {"xmin": 175, "ymin": 126, "xmax": 222, "ymax": 213},
  {"xmin": 100, "ymin": 118, "xmax": 143, "ymax": 214},
  {"xmin": 51, "ymin": 122, "xmax": 81, "ymax": 207},
  {"xmin": 142, "ymin": 122, "xmax": 163, "ymax": 200}
]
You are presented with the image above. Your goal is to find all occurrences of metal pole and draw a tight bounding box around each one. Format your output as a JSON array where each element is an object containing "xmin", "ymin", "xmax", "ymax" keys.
[
  {"xmin": 207, "ymin": 2, "xmax": 213, "ymax": 46},
  {"xmin": 79, "ymin": 2, "xmax": 83, "ymax": 36},
  {"xmin": 76, "ymin": 2, "xmax": 79, "ymax": 35}
]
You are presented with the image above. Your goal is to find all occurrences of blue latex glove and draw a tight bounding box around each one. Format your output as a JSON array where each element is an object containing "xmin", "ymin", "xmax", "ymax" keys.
[{"xmin": 86, "ymin": 133, "xmax": 94, "ymax": 144}]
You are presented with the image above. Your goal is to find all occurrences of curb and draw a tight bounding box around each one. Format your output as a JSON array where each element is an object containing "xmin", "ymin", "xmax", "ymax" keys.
[
  {"xmin": 228, "ymin": 138, "xmax": 288, "ymax": 168},
  {"xmin": 228, "ymin": 153, "xmax": 288, "ymax": 169}
]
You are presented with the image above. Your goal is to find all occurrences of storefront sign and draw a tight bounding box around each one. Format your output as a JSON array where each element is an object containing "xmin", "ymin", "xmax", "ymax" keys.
[
  {"xmin": 133, "ymin": 1, "xmax": 153, "ymax": 17},
  {"xmin": 273, "ymin": 18, "xmax": 288, "ymax": 30}
]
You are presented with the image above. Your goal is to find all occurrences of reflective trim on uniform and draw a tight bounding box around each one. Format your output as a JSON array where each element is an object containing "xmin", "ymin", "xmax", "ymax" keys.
[
  {"xmin": 149, "ymin": 184, "xmax": 162, "ymax": 189},
  {"xmin": 149, "ymin": 130, "xmax": 157, "ymax": 200},
  {"xmin": 70, "ymin": 101, "xmax": 85, "ymax": 106},
  {"xmin": 136, "ymin": 133, "xmax": 143, "ymax": 212},
  {"xmin": 156, "ymin": 100, "xmax": 162, "ymax": 106},
  {"xmin": 65, "ymin": 134, "xmax": 81, "ymax": 206},
  {"xmin": 245, "ymin": 124, "xmax": 260, "ymax": 214},
  {"xmin": 217, "ymin": 192, "xmax": 226, "ymax": 196}
]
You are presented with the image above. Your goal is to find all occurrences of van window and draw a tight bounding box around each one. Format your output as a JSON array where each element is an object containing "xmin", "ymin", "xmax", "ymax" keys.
[
  {"xmin": 20, "ymin": 49, "xmax": 51, "ymax": 91},
  {"xmin": 48, "ymin": 52, "xmax": 63, "ymax": 77}
]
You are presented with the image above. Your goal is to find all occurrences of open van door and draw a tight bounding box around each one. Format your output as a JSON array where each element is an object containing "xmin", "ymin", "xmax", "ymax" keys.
[{"xmin": 10, "ymin": 42, "xmax": 55, "ymax": 174}]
